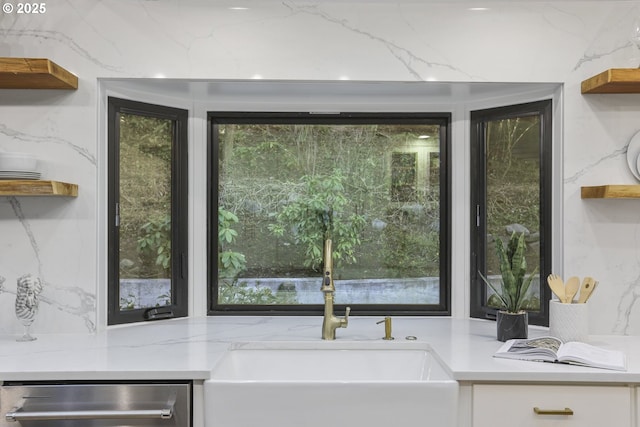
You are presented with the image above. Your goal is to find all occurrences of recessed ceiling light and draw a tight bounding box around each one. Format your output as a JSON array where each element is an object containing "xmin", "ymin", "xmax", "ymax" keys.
[
  {"xmin": 468, "ymin": 7, "xmax": 489, "ymax": 11},
  {"xmin": 229, "ymin": 7, "xmax": 249, "ymax": 10}
]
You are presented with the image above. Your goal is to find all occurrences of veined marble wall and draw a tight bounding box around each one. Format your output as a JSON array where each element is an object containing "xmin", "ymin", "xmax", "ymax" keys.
[{"xmin": 1, "ymin": 0, "xmax": 640, "ymax": 335}]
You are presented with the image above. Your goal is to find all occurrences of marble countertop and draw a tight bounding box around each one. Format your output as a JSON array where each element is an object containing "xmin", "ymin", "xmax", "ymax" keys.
[{"xmin": 0, "ymin": 316, "xmax": 638, "ymax": 383}]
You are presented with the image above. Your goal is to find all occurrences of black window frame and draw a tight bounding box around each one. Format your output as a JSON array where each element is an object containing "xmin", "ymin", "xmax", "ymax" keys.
[
  {"xmin": 469, "ymin": 99, "xmax": 553, "ymax": 326},
  {"xmin": 107, "ymin": 97, "xmax": 189, "ymax": 325},
  {"xmin": 207, "ymin": 112, "xmax": 452, "ymax": 316}
]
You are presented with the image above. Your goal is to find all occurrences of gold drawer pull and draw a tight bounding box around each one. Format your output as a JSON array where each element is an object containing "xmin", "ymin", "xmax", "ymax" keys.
[{"xmin": 533, "ymin": 407, "xmax": 574, "ymax": 416}]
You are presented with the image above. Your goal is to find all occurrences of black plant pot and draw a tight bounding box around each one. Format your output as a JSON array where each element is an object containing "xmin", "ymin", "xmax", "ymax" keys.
[{"xmin": 496, "ymin": 310, "xmax": 528, "ymax": 342}]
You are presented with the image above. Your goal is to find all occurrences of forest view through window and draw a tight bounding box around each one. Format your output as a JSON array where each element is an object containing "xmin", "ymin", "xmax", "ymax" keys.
[
  {"xmin": 107, "ymin": 97, "xmax": 188, "ymax": 325},
  {"xmin": 470, "ymin": 100, "xmax": 552, "ymax": 326},
  {"xmin": 210, "ymin": 113, "xmax": 450, "ymax": 315}
]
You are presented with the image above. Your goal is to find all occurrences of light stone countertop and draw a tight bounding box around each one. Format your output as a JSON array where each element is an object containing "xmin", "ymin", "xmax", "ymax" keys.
[{"xmin": 0, "ymin": 316, "xmax": 638, "ymax": 383}]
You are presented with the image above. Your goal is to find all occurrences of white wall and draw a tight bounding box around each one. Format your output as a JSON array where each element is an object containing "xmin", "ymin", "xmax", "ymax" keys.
[{"xmin": 1, "ymin": 0, "xmax": 639, "ymax": 335}]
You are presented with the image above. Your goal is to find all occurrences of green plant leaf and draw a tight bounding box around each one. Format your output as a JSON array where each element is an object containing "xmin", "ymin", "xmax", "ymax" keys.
[
  {"xmin": 479, "ymin": 270, "xmax": 509, "ymax": 309},
  {"xmin": 495, "ymin": 238, "xmax": 516, "ymax": 301},
  {"xmin": 485, "ymin": 232, "xmax": 537, "ymax": 313}
]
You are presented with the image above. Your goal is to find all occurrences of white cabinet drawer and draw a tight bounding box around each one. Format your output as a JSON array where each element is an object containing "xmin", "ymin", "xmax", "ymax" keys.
[{"xmin": 472, "ymin": 384, "xmax": 631, "ymax": 427}]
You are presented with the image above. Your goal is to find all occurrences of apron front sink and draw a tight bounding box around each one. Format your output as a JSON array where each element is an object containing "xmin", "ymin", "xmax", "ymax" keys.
[{"xmin": 205, "ymin": 341, "xmax": 458, "ymax": 427}]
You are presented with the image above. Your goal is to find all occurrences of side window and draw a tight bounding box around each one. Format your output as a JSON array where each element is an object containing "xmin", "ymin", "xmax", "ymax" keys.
[
  {"xmin": 208, "ymin": 113, "xmax": 451, "ymax": 316},
  {"xmin": 470, "ymin": 100, "xmax": 552, "ymax": 326},
  {"xmin": 107, "ymin": 97, "xmax": 188, "ymax": 325}
]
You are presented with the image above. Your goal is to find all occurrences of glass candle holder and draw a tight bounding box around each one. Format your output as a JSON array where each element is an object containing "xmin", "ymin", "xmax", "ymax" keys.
[{"xmin": 15, "ymin": 274, "xmax": 43, "ymax": 342}]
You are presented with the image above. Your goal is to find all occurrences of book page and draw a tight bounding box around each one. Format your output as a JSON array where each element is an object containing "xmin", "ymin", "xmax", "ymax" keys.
[
  {"xmin": 494, "ymin": 336, "xmax": 561, "ymax": 362},
  {"xmin": 557, "ymin": 341, "xmax": 627, "ymax": 371},
  {"xmin": 510, "ymin": 336, "xmax": 562, "ymax": 354}
]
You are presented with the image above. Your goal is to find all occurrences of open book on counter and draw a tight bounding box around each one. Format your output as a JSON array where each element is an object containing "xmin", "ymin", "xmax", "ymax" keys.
[{"xmin": 494, "ymin": 336, "xmax": 627, "ymax": 371}]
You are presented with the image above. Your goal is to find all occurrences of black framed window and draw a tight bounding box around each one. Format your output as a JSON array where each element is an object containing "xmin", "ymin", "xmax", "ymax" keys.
[
  {"xmin": 107, "ymin": 97, "xmax": 188, "ymax": 325},
  {"xmin": 208, "ymin": 112, "xmax": 451, "ymax": 316},
  {"xmin": 470, "ymin": 100, "xmax": 552, "ymax": 326}
]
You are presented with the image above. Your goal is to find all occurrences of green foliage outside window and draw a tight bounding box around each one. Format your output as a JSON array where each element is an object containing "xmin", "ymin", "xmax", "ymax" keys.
[
  {"xmin": 218, "ymin": 206, "xmax": 299, "ymax": 304},
  {"xmin": 137, "ymin": 214, "xmax": 171, "ymax": 271},
  {"xmin": 218, "ymin": 207, "xmax": 247, "ymax": 278},
  {"xmin": 268, "ymin": 170, "xmax": 367, "ymax": 270},
  {"xmin": 218, "ymin": 122, "xmax": 442, "ymax": 285}
]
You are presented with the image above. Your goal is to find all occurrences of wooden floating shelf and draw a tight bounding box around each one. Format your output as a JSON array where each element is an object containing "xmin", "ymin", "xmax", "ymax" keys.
[
  {"xmin": 0, "ymin": 180, "xmax": 78, "ymax": 197},
  {"xmin": 581, "ymin": 185, "xmax": 640, "ymax": 199},
  {"xmin": 581, "ymin": 68, "xmax": 640, "ymax": 94},
  {"xmin": 0, "ymin": 57, "xmax": 78, "ymax": 90}
]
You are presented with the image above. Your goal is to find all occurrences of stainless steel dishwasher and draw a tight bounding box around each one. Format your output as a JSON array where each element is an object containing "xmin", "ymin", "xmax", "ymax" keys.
[{"xmin": 0, "ymin": 381, "xmax": 191, "ymax": 427}]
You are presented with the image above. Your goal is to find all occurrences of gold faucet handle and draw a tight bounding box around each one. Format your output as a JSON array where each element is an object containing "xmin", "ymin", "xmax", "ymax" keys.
[{"xmin": 342, "ymin": 306, "xmax": 351, "ymax": 326}]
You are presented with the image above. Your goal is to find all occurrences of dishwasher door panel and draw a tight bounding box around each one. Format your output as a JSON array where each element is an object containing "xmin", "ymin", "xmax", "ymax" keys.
[{"xmin": 0, "ymin": 382, "xmax": 191, "ymax": 427}]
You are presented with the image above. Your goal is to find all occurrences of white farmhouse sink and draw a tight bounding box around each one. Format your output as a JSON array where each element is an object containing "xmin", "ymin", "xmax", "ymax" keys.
[{"xmin": 205, "ymin": 341, "xmax": 458, "ymax": 427}]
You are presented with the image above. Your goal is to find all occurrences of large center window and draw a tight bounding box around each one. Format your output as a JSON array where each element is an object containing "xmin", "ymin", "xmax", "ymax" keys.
[{"xmin": 208, "ymin": 113, "xmax": 451, "ymax": 315}]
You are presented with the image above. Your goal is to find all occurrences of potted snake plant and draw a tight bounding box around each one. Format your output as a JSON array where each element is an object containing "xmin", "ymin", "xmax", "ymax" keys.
[{"xmin": 480, "ymin": 231, "xmax": 538, "ymax": 341}]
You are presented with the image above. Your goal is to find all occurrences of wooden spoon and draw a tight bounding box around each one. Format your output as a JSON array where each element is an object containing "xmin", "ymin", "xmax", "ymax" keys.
[
  {"xmin": 578, "ymin": 277, "xmax": 597, "ymax": 303},
  {"xmin": 547, "ymin": 274, "xmax": 565, "ymax": 302},
  {"xmin": 564, "ymin": 276, "xmax": 580, "ymax": 303}
]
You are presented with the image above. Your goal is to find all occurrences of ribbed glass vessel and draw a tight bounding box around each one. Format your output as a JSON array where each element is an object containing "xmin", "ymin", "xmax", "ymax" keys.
[{"xmin": 15, "ymin": 274, "xmax": 43, "ymax": 342}]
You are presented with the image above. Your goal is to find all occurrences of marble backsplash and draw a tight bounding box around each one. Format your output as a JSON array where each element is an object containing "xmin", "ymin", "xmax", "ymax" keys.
[{"xmin": 1, "ymin": 0, "xmax": 640, "ymax": 335}]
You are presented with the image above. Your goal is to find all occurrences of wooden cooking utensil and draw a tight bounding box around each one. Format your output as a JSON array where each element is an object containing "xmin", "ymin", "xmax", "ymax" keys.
[
  {"xmin": 578, "ymin": 277, "xmax": 597, "ymax": 303},
  {"xmin": 547, "ymin": 274, "xmax": 565, "ymax": 302},
  {"xmin": 564, "ymin": 276, "xmax": 580, "ymax": 303}
]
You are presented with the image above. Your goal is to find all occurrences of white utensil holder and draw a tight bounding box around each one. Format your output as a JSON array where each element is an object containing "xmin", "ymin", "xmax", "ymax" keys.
[{"xmin": 549, "ymin": 300, "xmax": 588, "ymax": 343}]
